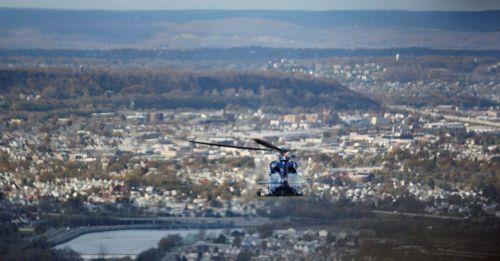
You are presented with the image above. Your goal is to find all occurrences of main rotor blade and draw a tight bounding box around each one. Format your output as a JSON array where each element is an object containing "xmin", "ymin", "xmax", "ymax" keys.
[
  {"xmin": 189, "ymin": 140, "xmax": 274, "ymax": 151},
  {"xmin": 253, "ymin": 138, "xmax": 286, "ymax": 152},
  {"xmin": 256, "ymin": 181, "xmax": 310, "ymax": 185}
]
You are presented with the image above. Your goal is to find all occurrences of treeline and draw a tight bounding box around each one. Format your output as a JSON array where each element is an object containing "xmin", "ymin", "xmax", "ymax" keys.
[
  {"xmin": 260, "ymin": 198, "xmax": 372, "ymax": 220},
  {"xmin": 351, "ymin": 216, "xmax": 500, "ymax": 259},
  {"xmin": 0, "ymin": 68, "xmax": 379, "ymax": 111},
  {"xmin": 1, "ymin": 47, "xmax": 499, "ymax": 61},
  {"xmin": 0, "ymin": 222, "xmax": 81, "ymax": 261}
]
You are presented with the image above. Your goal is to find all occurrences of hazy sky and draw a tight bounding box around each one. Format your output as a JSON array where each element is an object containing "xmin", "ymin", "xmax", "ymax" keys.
[{"xmin": 0, "ymin": 0, "xmax": 499, "ymax": 11}]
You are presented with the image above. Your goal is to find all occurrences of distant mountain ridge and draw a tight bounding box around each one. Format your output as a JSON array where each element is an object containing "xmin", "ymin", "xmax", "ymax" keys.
[
  {"xmin": 1, "ymin": 47, "xmax": 499, "ymax": 61},
  {"xmin": 0, "ymin": 9, "xmax": 498, "ymax": 50},
  {"xmin": 1, "ymin": 9, "xmax": 499, "ymax": 31}
]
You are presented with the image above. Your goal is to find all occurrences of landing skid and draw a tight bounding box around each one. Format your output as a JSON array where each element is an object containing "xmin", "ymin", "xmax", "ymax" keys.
[{"xmin": 256, "ymin": 188, "xmax": 303, "ymax": 197}]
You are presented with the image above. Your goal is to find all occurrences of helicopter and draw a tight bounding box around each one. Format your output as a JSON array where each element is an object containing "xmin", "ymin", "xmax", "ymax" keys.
[{"xmin": 188, "ymin": 138, "xmax": 309, "ymax": 197}]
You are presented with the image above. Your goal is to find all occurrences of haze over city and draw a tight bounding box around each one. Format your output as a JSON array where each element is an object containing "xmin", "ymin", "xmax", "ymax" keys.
[{"xmin": 0, "ymin": 0, "xmax": 499, "ymax": 10}]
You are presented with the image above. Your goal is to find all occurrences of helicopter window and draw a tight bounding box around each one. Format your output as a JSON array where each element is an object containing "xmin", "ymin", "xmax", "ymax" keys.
[{"xmin": 270, "ymin": 162, "xmax": 281, "ymax": 174}]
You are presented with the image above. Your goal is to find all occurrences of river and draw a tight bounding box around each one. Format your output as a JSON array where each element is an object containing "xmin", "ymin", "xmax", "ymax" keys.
[{"xmin": 55, "ymin": 229, "xmax": 225, "ymax": 259}]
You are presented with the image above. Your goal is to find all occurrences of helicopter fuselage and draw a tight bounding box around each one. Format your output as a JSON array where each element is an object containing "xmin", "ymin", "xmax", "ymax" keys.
[{"xmin": 258, "ymin": 156, "xmax": 303, "ymax": 197}]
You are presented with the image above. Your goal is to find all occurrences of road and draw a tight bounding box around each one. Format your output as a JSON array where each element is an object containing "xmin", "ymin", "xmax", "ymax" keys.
[
  {"xmin": 388, "ymin": 105, "xmax": 500, "ymax": 128},
  {"xmin": 329, "ymin": 166, "xmax": 384, "ymax": 173},
  {"xmin": 372, "ymin": 210, "xmax": 467, "ymax": 221}
]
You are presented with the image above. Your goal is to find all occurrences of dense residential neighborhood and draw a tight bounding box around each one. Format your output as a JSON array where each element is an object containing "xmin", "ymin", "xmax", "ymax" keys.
[{"xmin": 1, "ymin": 99, "xmax": 498, "ymax": 258}]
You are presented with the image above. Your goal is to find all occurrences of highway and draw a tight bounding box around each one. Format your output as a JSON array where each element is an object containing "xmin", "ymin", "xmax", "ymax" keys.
[
  {"xmin": 372, "ymin": 210, "xmax": 466, "ymax": 221},
  {"xmin": 329, "ymin": 166, "xmax": 384, "ymax": 173},
  {"xmin": 388, "ymin": 105, "xmax": 500, "ymax": 128}
]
